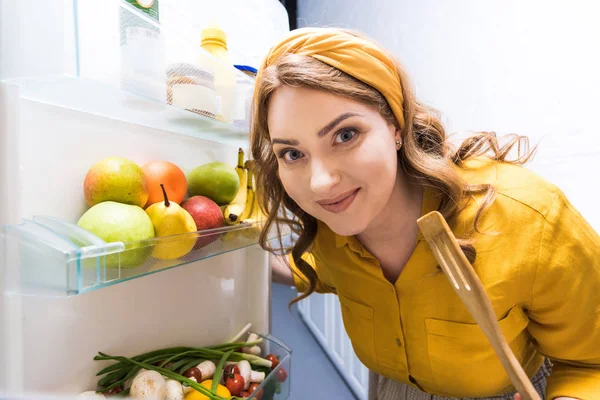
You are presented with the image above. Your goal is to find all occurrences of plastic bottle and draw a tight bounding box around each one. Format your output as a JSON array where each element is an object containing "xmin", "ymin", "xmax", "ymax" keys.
[
  {"xmin": 199, "ymin": 23, "xmax": 236, "ymax": 124},
  {"xmin": 120, "ymin": 0, "xmax": 165, "ymax": 102}
]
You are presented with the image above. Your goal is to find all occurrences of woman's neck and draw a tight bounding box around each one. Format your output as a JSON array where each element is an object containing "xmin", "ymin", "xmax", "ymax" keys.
[{"xmin": 356, "ymin": 166, "xmax": 423, "ymax": 282}]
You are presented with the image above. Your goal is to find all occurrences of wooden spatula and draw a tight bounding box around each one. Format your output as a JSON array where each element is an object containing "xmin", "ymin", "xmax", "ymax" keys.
[{"xmin": 417, "ymin": 211, "xmax": 541, "ymax": 400}]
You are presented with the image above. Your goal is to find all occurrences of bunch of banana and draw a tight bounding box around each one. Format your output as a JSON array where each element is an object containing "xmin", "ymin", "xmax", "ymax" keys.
[
  {"xmin": 240, "ymin": 160, "xmax": 267, "ymax": 239},
  {"xmin": 222, "ymin": 148, "xmax": 248, "ymax": 225},
  {"xmin": 221, "ymin": 158, "xmax": 267, "ymax": 241}
]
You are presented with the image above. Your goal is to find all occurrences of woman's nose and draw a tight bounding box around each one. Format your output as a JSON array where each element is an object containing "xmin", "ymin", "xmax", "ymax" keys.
[{"xmin": 310, "ymin": 159, "xmax": 341, "ymax": 195}]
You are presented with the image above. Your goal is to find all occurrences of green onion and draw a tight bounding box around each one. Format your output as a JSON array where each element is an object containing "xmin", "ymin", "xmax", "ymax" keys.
[
  {"xmin": 211, "ymin": 349, "xmax": 234, "ymax": 393},
  {"xmin": 96, "ymin": 353, "xmax": 232, "ymax": 400},
  {"xmin": 93, "ymin": 336, "xmax": 271, "ymax": 397}
]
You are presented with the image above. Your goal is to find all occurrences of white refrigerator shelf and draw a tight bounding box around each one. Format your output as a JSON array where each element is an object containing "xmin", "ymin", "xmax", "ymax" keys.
[{"xmin": 4, "ymin": 75, "xmax": 251, "ymax": 148}]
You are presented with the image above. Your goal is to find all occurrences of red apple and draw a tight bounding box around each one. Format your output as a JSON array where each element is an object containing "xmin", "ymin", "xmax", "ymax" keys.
[{"xmin": 181, "ymin": 196, "xmax": 224, "ymax": 249}]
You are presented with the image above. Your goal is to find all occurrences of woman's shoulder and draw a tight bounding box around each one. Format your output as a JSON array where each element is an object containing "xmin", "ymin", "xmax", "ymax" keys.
[{"xmin": 458, "ymin": 157, "xmax": 561, "ymax": 220}]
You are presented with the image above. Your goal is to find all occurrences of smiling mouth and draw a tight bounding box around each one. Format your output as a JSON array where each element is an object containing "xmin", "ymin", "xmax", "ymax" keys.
[{"xmin": 317, "ymin": 188, "xmax": 360, "ymax": 214}]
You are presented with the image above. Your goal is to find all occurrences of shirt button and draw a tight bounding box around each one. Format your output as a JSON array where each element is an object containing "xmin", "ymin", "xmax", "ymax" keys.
[{"xmin": 396, "ymin": 338, "xmax": 402, "ymax": 347}]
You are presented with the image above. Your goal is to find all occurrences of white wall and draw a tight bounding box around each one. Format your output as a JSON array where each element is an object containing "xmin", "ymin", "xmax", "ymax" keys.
[
  {"xmin": 298, "ymin": 0, "xmax": 600, "ymax": 230},
  {"xmin": 296, "ymin": 3, "xmax": 600, "ymax": 399}
]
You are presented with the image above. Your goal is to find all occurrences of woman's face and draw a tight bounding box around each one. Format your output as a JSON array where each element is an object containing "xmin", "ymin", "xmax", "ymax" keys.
[{"xmin": 268, "ymin": 86, "xmax": 402, "ymax": 236}]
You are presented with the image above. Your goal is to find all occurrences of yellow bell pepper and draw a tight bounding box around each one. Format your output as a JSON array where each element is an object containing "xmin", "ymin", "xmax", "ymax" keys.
[{"xmin": 184, "ymin": 380, "xmax": 231, "ymax": 400}]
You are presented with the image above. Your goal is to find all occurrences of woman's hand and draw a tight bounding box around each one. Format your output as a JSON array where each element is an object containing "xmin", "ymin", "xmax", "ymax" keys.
[{"xmin": 514, "ymin": 394, "xmax": 577, "ymax": 400}]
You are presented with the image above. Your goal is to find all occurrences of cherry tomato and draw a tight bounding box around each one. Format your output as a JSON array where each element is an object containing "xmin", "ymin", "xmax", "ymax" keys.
[
  {"xmin": 265, "ymin": 354, "xmax": 279, "ymax": 370},
  {"xmin": 225, "ymin": 373, "xmax": 245, "ymax": 396},
  {"xmin": 248, "ymin": 382, "xmax": 264, "ymax": 400},
  {"xmin": 240, "ymin": 391, "xmax": 251, "ymax": 398},
  {"xmin": 183, "ymin": 366, "xmax": 202, "ymax": 382},
  {"xmin": 275, "ymin": 367, "xmax": 288, "ymax": 383},
  {"xmin": 224, "ymin": 364, "xmax": 241, "ymax": 378}
]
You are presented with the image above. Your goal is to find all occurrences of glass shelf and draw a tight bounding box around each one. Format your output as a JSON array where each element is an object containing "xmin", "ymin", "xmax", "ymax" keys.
[
  {"xmin": 7, "ymin": 75, "xmax": 250, "ymax": 148},
  {"xmin": 1, "ymin": 216, "xmax": 283, "ymax": 297}
]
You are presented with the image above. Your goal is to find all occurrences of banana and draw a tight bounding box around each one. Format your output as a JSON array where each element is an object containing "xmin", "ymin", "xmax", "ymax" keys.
[
  {"xmin": 222, "ymin": 163, "xmax": 255, "ymax": 242},
  {"xmin": 237, "ymin": 163, "xmax": 256, "ymax": 222},
  {"xmin": 222, "ymin": 148, "xmax": 248, "ymax": 225},
  {"xmin": 241, "ymin": 161, "xmax": 267, "ymax": 239}
]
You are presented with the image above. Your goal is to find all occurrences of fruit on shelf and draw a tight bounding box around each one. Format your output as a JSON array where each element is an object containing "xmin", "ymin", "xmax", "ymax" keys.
[
  {"xmin": 181, "ymin": 195, "xmax": 223, "ymax": 248},
  {"xmin": 146, "ymin": 184, "xmax": 197, "ymax": 260},
  {"xmin": 84, "ymin": 157, "xmax": 148, "ymax": 207},
  {"xmin": 187, "ymin": 162, "xmax": 240, "ymax": 206},
  {"xmin": 222, "ymin": 148, "xmax": 247, "ymax": 225},
  {"xmin": 240, "ymin": 160, "xmax": 267, "ymax": 239},
  {"xmin": 142, "ymin": 160, "xmax": 188, "ymax": 208},
  {"xmin": 77, "ymin": 201, "xmax": 154, "ymax": 268}
]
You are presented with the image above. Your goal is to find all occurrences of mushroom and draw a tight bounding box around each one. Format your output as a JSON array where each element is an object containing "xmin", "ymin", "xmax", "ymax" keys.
[
  {"xmin": 241, "ymin": 333, "xmax": 261, "ymax": 356},
  {"xmin": 129, "ymin": 369, "xmax": 167, "ymax": 399},
  {"xmin": 182, "ymin": 377, "xmax": 197, "ymax": 395},
  {"xmin": 165, "ymin": 379, "xmax": 184, "ymax": 400},
  {"xmin": 196, "ymin": 360, "xmax": 216, "ymax": 380},
  {"xmin": 76, "ymin": 391, "xmax": 105, "ymax": 399},
  {"xmin": 237, "ymin": 360, "xmax": 265, "ymax": 390}
]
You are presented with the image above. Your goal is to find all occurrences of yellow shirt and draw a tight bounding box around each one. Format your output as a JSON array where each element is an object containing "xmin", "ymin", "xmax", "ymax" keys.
[{"xmin": 289, "ymin": 159, "xmax": 600, "ymax": 399}]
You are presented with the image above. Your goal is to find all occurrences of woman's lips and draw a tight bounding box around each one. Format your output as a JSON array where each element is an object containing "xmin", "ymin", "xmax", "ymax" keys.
[{"xmin": 317, "ymin": 188, "xmax": 360, "ymax": 213}]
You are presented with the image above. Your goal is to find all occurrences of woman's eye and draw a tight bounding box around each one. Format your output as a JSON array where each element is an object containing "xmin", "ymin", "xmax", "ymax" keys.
[
  {"xmin": 280, "ymin": 149, "xmax": 304, "ymax": 162},
  {"xmin": 335, "ymin": 128, "xmax": 357, "ymax": 144}
]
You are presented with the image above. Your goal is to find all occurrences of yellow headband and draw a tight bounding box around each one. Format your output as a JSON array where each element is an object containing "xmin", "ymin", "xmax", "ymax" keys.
[{"xmin": 257, "ymin": 27, "xmax": 405, "ymax": 129}]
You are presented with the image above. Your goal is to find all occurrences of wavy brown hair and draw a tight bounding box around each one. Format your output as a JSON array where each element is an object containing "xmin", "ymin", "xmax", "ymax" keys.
[{"xmin": 251, "ymin": 33, "xmax": 535, "ymax": 306}]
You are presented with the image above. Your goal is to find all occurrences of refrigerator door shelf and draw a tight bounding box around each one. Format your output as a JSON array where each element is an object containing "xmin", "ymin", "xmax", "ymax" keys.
[
  {"xmin": 1, "ymin": 0, "xmax": 257, "ymax": 136},
  {"xmin": 1, "ymin": 215, "xmax": 285, "ymax": 297},
  {"xmin": 6, "ymin": 76, "xmax": 249, "ymax": 148}
]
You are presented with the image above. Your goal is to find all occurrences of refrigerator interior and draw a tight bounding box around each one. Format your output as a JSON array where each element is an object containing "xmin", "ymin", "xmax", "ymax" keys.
[{"xmin": 0, "ymin": 0, "xmax": 291, "ymax": 398}]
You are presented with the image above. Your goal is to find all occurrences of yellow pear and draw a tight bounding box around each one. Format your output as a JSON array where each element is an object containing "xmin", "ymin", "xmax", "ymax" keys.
[{"xmin": 146, "ymin": 184, "xmax": 198, "ymax": 260}]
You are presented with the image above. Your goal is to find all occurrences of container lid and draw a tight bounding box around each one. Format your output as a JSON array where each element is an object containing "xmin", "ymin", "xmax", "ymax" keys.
[
  {"xmin": 234, "ymin": 65, "xmax": 258, "ymax": 75},
  {"xmin": 201, "ymin": 23, "xmax": 227, "ymax": 48}
]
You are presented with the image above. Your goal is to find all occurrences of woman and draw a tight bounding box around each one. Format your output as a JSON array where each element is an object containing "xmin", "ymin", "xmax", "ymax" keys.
[{"xmin": 250, "ymin": 27, "xmax": 600, "ymax": 400}]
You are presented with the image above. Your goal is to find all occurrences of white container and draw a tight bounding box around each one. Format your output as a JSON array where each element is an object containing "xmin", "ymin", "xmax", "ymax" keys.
[{"xmin": 166, "ymin": 63, "xmax": 219, "ymax": 118}]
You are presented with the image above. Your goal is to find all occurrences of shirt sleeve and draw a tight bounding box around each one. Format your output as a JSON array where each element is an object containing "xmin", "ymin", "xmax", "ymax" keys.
[
  {"xmin": 527, "ymin": 191, "xmax": 600, "ymax": 399},
  {"xmin": 288, "ymin": 251, "xmax": 336, "ymax": 294}
]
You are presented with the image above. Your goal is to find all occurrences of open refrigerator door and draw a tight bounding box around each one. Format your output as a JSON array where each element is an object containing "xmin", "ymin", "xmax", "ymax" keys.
[{"xmin": 0, "ymin": 0, "xmax": 291, "ymax": 398}]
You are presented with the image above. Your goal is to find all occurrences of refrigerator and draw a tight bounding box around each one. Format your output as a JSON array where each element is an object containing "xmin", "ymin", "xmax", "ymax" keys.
[{"xmin": 0, "ymin": 0, "xmax": 291, "ymax": 398}]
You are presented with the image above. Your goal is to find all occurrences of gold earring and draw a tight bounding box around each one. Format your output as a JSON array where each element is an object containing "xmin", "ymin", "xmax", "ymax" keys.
[{"xmin": 396, "ymin": 138, "xmax": 403, "ymax": 150}]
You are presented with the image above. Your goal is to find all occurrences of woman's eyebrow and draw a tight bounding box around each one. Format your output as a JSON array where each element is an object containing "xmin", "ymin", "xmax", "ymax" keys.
[
  {"xmin": 271, "ymin": 138, "xmax": 299, "ymax": 145},
  {"xmin": 316, "ymin": 112, "xmax": 363, "ymax": 137},
  {"xmin": 271, "ymin": 112, "xmax": 363, "ymax": 145}
]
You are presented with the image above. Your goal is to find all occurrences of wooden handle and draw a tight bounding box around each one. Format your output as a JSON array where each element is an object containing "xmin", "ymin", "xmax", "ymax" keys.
[
  {"xmin": 466, "ymin": 266, "xmax": 541, "ymax": 400},
  {"xmin": 417, "ymin": 211, "xmax": 541, "ymax": 400}
]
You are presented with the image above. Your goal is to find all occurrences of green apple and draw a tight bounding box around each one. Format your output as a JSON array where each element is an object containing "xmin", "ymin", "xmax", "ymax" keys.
[
  {"xmin": 77, "ymin": 201, "xmax": 155, "ymax": 269},
  {"xmin": 187, "ymin": 162, "xmax": 240, "ymax": 205}
]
